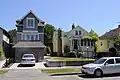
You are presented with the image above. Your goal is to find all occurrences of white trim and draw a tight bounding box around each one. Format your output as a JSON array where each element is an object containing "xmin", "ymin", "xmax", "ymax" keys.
[
  {"xmin": 21, "ymin": 33, "xmax": 41, "ymax": 40},
  {"xmin": 38, "ymin": 33, "xmax": 44, "ymax": 34},
  {"xmin": 18, "ymin": 32, "xmax": 44, "ymax": 35},
  {"xmin": 23, "ymin": 30, "xmax": 38, "ymax": 32},
  {"xmin": 26, "ymin": 18, "xmax": 35, "ymax": 28},
  {"xmin": 3, "ymin": 35, "xmax": 9, "ymax": 44}
]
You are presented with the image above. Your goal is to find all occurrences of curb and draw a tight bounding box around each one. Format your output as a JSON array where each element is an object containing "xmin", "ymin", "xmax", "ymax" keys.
[{"xmin": 50, "ymin": 72, "xmax": 82, "ymax": 76}]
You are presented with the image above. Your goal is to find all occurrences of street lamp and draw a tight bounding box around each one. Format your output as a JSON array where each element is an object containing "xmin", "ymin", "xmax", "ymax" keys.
[{"xmin": 86, "ymin": 47, "xmax": 89, "ymax": 58}]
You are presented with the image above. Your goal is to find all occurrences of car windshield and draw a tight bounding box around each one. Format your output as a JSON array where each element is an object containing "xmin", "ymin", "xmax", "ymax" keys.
[
  {"xmin": 94, "ymin": 59, "xmax": 106, "ymax": 64},
  {"xmin": 23, "ymin": 55, "xmax": 33, "ymax": 58}
]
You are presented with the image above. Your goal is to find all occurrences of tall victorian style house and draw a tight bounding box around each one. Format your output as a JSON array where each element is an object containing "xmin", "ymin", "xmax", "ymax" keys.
[{"xmin": 13, "ymin": 11, "xmax": 46, "ymax": 62}]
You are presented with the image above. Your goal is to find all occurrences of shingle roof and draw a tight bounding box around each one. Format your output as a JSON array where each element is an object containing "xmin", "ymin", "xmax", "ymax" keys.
[
  {"xmin": 16, "ymin": 10, "xmax": 45, "ymax": 25},
  {"xmin": 13, "ymin": 41, "xmax": 46, "ymax": 48},
  {"xmin": 99, "ymin": 27, "xmax": 120, "ymax": 39}
]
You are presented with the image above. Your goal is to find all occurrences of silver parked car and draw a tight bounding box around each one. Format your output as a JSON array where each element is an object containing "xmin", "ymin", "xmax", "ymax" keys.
[
  {"xmin": 81, "ymin": 57, "xmax": 120, "ymax": 77},
  {"xmin": 21, "ymin": 54, "xmax": 35, "ymax": 66}
]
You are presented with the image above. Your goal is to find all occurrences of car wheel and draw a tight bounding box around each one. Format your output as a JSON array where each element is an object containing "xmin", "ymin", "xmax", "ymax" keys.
[{"xmin": 94, "ymin": 69, "xmax": 102, "ymax": 77}]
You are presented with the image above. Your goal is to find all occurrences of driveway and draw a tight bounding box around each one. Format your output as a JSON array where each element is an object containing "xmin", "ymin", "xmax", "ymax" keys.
[
  {"xmin": 9, "ymin": 62, "xmax": 46, "ymax": 69},
  {"xmin": 0, "ymin": 69, "xmax": 66, "ymax": 80}
]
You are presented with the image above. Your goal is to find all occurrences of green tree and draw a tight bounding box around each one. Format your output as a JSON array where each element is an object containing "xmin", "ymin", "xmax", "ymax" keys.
[
  {"xmin": 0, "ymin": 47, "xmax": 5, "ymax": 60},
  {"xmin": 89, "ymin": 29, "xmax": 99, "ymax": 52},
  {"xmin": 114, "ymin": 37, "xmax": 120, "ymax": 50},
  {"xmin": 44, "ymin": 24, "xmax": 56, "ymax": 53},
  {"xmin": 8, "ymin": 29, "xmax": 17, "ymax": 43},
  {"xmin": 89, "ymin": 29, "xmax": 99, "ymax": 41},
  {"xmin": 64, "ymin": 45, "xmax": 70, "ymax": 56},
  {"xmin": 83, "ymin": 29, "xmax": 99, "ymax": 52}
]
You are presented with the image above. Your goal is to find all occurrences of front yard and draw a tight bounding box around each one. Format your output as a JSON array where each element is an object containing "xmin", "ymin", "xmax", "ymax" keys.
[
  {"xmin": 41, "ymin": 68, "xmax": 81, "ymax": 74},
  {"xmin": 0, "ymin": 70, "xmax": 8, "ymax": 74}
]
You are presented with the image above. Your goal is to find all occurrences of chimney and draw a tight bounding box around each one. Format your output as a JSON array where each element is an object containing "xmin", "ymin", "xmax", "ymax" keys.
[
  {"xmin": 72, "ymin": 24, "xmax": 75, "ymax": 30},
  {"xmin": 118, "ymin": 25, "xmax": 120, "ymax": 28}
]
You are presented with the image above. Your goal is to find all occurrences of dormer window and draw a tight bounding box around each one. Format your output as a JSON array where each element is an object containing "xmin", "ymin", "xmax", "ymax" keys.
[
  {"xmin": 26, "ymin": 18, "xmax": 35, "ymax": 28},
  {"xmin": 75, "ymin": 30, "xmax": 81, "ymax": 35},
  {"xmin": 79, "ymin": 31, "xmax": 81, "ymax": 35},
  {"xmin": 75, "ymin": 31, "xmax": 78, "ymax": 35}
]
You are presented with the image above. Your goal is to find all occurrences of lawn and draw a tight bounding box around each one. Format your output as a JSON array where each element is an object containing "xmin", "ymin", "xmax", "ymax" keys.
[
  {"xmin": 0, "ymin": 70, "xmax": 8, "ymax": 74},
  {"xmin": 50, "ymin": 57, "xmax": 95, "ymax": 61},
  {"xmin": 41, "ymin": 68, "xmax": 81, "ymax": 74}
]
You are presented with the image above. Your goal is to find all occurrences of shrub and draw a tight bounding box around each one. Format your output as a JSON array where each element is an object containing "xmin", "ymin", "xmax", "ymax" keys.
[
  {"xmin": 0, "ymin": 47, "xmax": 5, "ymax": 60},
  {"xmin": 66, "ymin": 51, "xmax": 76, "ymax": 58},
  {"xmin": 64, "ymin": 45, "xmax": 70, "ymax": 53},
  {"xmin": 50, "ymin": 52, "xmax": 57, "ymax": 56},
  {"xmin": 46, "ymin": 46, "xmax": 51, "ymax": 55}
]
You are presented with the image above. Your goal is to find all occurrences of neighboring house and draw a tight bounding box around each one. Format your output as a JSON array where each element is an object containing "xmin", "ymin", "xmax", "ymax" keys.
[
  {"xmin": 13, "ymin": 11, "xmax": 46, "ymax": 62},
  {"xmin": 0, "ymin": 26, "xmax": 12, "ymax": 59},
  {"xmin": 53, "ymin": 25, "xmax": 95, "ymax": 58},
  {"xmin": 98, "ymin": 25, "xmax": 120, "ymax": 55}
]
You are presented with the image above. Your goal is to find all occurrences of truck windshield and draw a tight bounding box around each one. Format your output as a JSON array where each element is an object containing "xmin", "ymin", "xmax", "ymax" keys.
[{"xmin": 94, "ymin": 59, "xmax": 106, "ymax": 64}]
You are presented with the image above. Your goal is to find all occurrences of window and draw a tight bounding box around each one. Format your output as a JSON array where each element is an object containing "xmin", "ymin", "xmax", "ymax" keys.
[
  {"xmin": 115, "ymin": 58, "xmax": 120, "ymax": 64},
  {"xmin": 107, "ymin": 41, "xmax": 109, "ymax": 48},
  {"xmin": 36, "ymin": 35, "xmax": 38, "ymax": 40},
  {"xmin": 26, "ymin": 18, "xmax": 35, "ymax": 28},
  {"xmin": 31, "ymin": 35, "xmax": 34, "ymax": 40},
  {"xmin": 106, "ymin": 59, "xmax": 114, "ymax": 64},
  {"xmin": 84, "ymin": 41, "xmax": 86, "ymax": 46},
  {"xmin": 100, "ymin": 42, "xmax": 103, "ymax": 46},
  {"xmin": 79, "ymin": 31, "xmax": 81, "ymax": 35},
  {"xmin": 81, "ymin": 40, "xmax": 83, "ymax": 46},
  {"xmin": 73, "ymin": 39, "xmax": 78, "ymax": 49},
  {"xmin": 23, "ymin": 35, "xmax": 25, "ymax": 40},
  {"xmin": 75, "ymin": 31, "xmax": 78, "ymax": 35},
  {"xmin": 88, "ymin": 40, "xmax": 90, "ymax": 46},
  {"xmin": 27, "ymin": 35, "xmax": 30, "ymax": 40},
  {"xmin": 94, "ymin": 59, "xmax": 106, "ymax": 64}
]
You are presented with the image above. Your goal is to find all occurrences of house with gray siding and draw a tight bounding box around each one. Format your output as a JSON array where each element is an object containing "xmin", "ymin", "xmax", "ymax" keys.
[{"xmin": 13, "ymin": 11, "xmax": 46, "ymax": 62}]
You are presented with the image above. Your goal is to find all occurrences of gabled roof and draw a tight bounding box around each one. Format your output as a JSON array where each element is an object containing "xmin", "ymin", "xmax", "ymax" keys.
[
  {"xmin": 16, "ymin": 10, "xmax": 45, "ymax": 25},
  {"xmin": 99, "ymin": 26, "xmax": 120, "ymax": 39},
  {"xmin": 53, "ymin": 25, "xmax": 89, "ymax": 39}
]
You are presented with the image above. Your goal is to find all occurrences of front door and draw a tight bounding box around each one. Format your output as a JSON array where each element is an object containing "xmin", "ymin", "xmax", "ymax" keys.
[{"xmin": 102, "ymin": 59, "xmax": 116, "ymax": 74}]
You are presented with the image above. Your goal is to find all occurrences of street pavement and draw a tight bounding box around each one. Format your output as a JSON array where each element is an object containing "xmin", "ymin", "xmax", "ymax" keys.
[
  {"xmin": 1, "ymin": 61, "xmax": 120, "ymax": 80},
  {"xmin": 53, "ymin": 73, "xmax": 120, "ymax": 80},
  {"xmin": 0, "ymin": 69, "xmax": 67, "ymax": 80},
  {"xmin": 1, "ymin": 69, "xmax": 120, "ymax": 80}
]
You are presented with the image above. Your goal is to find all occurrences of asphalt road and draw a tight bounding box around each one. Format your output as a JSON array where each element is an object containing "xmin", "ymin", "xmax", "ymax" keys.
[
  {"xmin": 1, "ymin": 69, "xmax": 120, "ymax": 80},
  {"xmin": 53, "ymin": 73, "xmax": 120, "ymax": 80}
]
